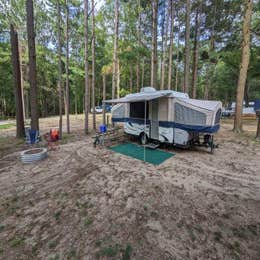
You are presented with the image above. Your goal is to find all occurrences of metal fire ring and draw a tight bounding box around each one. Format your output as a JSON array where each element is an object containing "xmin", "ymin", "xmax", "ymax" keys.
[{"xmin": 20, "ymin": 148, "xmax": 48, "ymax": 163}]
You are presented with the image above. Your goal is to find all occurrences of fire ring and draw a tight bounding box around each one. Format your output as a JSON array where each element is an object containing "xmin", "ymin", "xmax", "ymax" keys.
[{"xmin": 20, "ymin": 148, "xmax": 48, "ymax": 163}]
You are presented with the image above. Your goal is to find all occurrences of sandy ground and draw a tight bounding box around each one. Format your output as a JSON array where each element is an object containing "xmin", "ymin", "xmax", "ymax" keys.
[{"xmin": 0, "ymin": 116, "xmax": 259, "ymax": 259}]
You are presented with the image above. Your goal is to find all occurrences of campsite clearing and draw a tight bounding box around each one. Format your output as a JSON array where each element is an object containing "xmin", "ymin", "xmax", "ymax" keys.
[{"xmin": 0, "ymin": 116, "xmax": 259, "ymax": 259}]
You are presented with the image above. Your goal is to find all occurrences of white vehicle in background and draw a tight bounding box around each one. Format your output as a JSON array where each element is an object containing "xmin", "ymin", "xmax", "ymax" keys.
[
  {"xmin": 106, "ymin": 87, "xmax": 222, "ymax": 153},
  {"xmin": 222, "ymin": 101, "xmax": 256, "ymax": 117}
]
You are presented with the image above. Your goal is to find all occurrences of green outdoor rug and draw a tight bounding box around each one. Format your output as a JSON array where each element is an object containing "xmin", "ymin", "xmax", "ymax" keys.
[{"xmin": 110, "ymin": 143, "xmax": 175, "ymax": 165}]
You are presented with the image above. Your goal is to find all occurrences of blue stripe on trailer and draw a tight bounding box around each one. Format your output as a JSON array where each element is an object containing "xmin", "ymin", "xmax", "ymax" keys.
[
  {"xmin": 112, "ymin": 117, "xmax": 220, "ymax": 133},
  {"xmin": 158, "ymin": 121, "xmax": 220, "ymax": 133}
]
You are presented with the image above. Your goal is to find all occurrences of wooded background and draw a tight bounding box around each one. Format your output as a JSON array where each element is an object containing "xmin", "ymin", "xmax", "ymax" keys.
[{"xmin": 0, "ymin": 0, "xmax": 259, "ymax": 135}]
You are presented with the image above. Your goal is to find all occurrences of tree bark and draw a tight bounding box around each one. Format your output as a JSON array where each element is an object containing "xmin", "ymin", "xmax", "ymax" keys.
[
  {"xmin": 130, "ymin": 66, "xmax": 133, "ymax": 93},
  {"xmin": 26, "ymin": 0, "xmax": 39, "ymax": 131},
  {"xmin": 175, "ymin": 12, "xmax": 180, "ymax": 91},
  {"xmin": 136, "ymin": 63, "xmax": 140, "ymax": 92},
  {"xmin": 10, "ymin": 24, "xmax": 25, "ymax": 138},
  {"xmin": 161, "ymin": 1, "xmax": 170, "ymax": 90},
  {"xmin": 112, "ymin": 0, "xmax": 119, "ymax": 99},
  {"xmin": 57, "ymin": 0, "xmax": 63, "ymax": 139},
  {"xmin": 159, "ymin": 1, "xmax": 166, "ymax": 90},
  {"xmin": 18, "ymin": 41, "xmax": 26, "ymax": 121},
  {"xmin": 91, "ymin": 0, "xmax": 96, "ymax": 130},
  {"xmin": 184, "ymin": 0, "xmax": 191, "ymax": 94},
  {"xmin": 191, "ymin": 3, "xmax": 202, "ymax": 99},
  {"xmin": 75, "ymin": 92, "xmax": 77, "ymax": 115},
  {"xmin": 117, "ymin": 61, "xmax": 120, "ymax": 98},
  {"xmin": 102, "ymin": 74, "xmax": 106, "ymax": 125},
  {"xmin": 234, "ymin": 0, "xmax": 253, "ymax": 132},
  {"xmin": 84, "ymin": 0, "xmax": 89, "ymax": 134},
  {"xmin": 151, "ymin": 0, "xmax": 158, "ymax": 89},
  {"xmin": 136, "ymin": 0, "xmax": 141, "ymax": 93},
  {"xmin": 141, "ymin": 58, "xmax": 145, "ymax": 88},
  {"xmin": 167, "ymin": 0, "xmax": 174, "ymax": 90},
  {"xmin": 256, "ymin": 113, "xmax": 260, "ymax": 139},
  {"xmin": 206, "ymin": 0, "xmax": 217, "ymax": 100},
  {"xmin": 65, "ymin": 0, "xmax": 70, "ymax": 134}
]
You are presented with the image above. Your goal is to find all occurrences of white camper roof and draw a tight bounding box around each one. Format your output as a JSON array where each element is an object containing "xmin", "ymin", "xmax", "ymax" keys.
[
  {"xmin": 104, "ymin": 87, "xmax": 189, "ymax": 103},
  {"xmin": 180, "ymin": 98, "xmax": 222, "ymax": 111}
]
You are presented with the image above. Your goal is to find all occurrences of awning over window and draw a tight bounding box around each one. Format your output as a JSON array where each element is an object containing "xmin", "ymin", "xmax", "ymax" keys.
[{"xmin": 103, "ymin": 91, "xmax": 172, "ymax": 103}]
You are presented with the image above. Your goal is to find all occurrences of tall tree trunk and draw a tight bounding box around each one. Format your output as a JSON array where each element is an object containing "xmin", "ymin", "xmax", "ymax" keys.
[
  {"xmin": 18, "ymin": 41, "xmax": 26, "ymax": 120},
  {"xmin": 26, "ymin": 0, "xmax": 39, "ymax": 131},
  {"xmin": 141, "ymin": 58, "xmax": 145, "ymax": 88},
  {"xmin": 117, "ymin": 61, "xmax": 120, "ymax": 97},
  {"xmin": 136, "ymin": 63, "xmax": 140, "ymax": 92},
  {"xmin": 204, "ymin": 68, "xmax": 209, "ymax": 99},
  {"xmin": 25, "ymin": 90, "xmax": 29, "ymax": 118},
  {"xmin": 65, "ymin": 0, "xmax": 70, "ymax": 134},
  {"xmin": 234, "ymin": 0, "xmax": 253, "ymax": 132},
  {"xmin": 151, "ymin": 0, "xmax": 158, "ymax": 89},
  {"xmin": 184, "ymin": 0, "xmax": 191, "ymax": 94},
  {"xmin": 159, "ymin": 1, "xmax": 166, "ymax": 90},
  {"xmin": 10, "ymin": 24, "xmax": 25, "ymax": 138},
  {"xmin": 84, "ymin": 0, "xmax": 89, "ymax": 133},
  {"xmin": 244, "ymin": 80, "xmax": 249, "ymax": 107},
  {"xmin": 75, "ymin": 92, "xmax": 77, "ymax": 115},
  {"xmin": 102, "ymin": 74, "xmax": 106, "ymax": 125},
  {"xmin": 167, "ymin": 0, "xmax": 174, "ymax": 90},
  {"xmin": 205, "ymin": 1, "xmax": 217, "ymax": 100},
  {"xmin": 256, "ymin": 114, "xmax": 260, "ymax": 139},
  {"xmin": 57, "ymin": 0, "xmax": 63, "ymax": 139},
  {"xmin": 91, "ymin": 0, "xmax": 96, "ymax": 130},
  {"xmin": 191, "ymin": 3, "xmax": 202, "ymax": 98},
  {"xmin": 130, "ymin": 66, "xmax": 133, "ymax": 93},
  {"xmin": 112, "ymin": 0, "xmax": 119, "ymax": 99},
  {"xmin": 175, "ymin": 13, "xmax": 180, "ymax": 91},
  {"xmin": 161, "ymin": 1, "xmax": 170, "ymax": 90},
  {"xmin": 136, "ymin": 0, "xmax": 141, "ymax": 93}
]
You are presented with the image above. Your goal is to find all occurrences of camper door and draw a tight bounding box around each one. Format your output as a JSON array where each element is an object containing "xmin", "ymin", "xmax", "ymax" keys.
[{"xmin": 150, "ymin": 99, "xmax": 159, "ymax": 139}]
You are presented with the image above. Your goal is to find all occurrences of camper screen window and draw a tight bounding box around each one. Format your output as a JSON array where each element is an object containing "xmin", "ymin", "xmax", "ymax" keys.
[{"xmin": 130, "ymin": 102, "xmax": 149, "ymax": 119}]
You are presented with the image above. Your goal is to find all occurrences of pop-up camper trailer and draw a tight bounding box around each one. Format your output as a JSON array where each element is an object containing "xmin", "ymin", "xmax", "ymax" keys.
[{"xmin": 105, "ymin": 87, "xmax": 222, "ymax": 152}]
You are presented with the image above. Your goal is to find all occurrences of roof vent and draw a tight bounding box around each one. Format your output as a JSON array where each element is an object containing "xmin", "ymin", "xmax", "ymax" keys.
[{"xmin": 140, "ymin": 87, "xmax": 156, "ymax": 93}]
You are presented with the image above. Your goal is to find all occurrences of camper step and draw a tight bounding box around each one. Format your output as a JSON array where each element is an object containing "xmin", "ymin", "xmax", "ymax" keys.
[{"xmin": 144, "ymin": 143, "xmax": 160, "ymax": 150}]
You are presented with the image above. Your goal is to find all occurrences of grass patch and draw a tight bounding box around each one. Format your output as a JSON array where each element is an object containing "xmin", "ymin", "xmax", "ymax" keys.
[
  {"xmin": 95, "ymin": 240, "xmax": 102, "ymax": 247},
  {"xmin": 48, "ymin": 240, "xmax": 58, "ymax": 249},
  {"xmin": 84, "ymin": 216, "xmax": 93, "ymax": 227},
  {"xmin": 10, "ymin": 237, "xmax": 25, "ymax": 247},
  {"xmin": 0, "ymin": 224, "xmax": 5, "ymax": 232},
  {"xmin": 68, "ymin": 248, "xmax": 77, "ymax": 258},
  {"xmin": 2, "ymin": 195, "xmax": 20, "ymax": 215},
  {"xmin": 214, "ymin": 231, "xmax": 223, "ymax": 242},
  {"xmin": 54, "ymin": 211, "xmax": 61, "ymax": 221},
  {"xmin": 97, "ymin": 245, "xmax": 120, "ymax": 257},
  {"xmin": 48, "ymin": 254, "xmax": 60, "ymax": 260},
  {"xmin": 0, "ymin": 123, "xmax": 15, "ymax": 130},
  {"xmin": 122, "ymin": 244, "xmax": 133, "ymax": 260}
]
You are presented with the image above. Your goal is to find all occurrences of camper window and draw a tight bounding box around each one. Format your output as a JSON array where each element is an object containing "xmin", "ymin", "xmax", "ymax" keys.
[
  {"xmin": 130, "ymin": 102, "xmax": 149, "ymax": 119},
  {"xmin": 215, "ymin": 109, "xmax": 222, "ymax": 124},
  {"xmin": 174, "ymin": 103, "xmax": 206, "ymax": 125}
]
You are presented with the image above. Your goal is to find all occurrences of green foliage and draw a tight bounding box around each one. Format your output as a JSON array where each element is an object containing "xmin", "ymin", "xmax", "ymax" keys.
[{"xmin": 0, "ymin": 0, "xmax": 259, "ymax": 119}]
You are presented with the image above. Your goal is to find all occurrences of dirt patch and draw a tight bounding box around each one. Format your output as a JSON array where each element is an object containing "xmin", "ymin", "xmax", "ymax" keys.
[{"xmin": 0, "ymin": 118, "xmax": 259, "ymax": 259}]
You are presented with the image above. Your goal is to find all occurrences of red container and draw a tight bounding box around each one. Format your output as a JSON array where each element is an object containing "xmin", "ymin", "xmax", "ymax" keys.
[{"xmin": 50, "ymin": 128, "xmax": 59, "ymax": 141}]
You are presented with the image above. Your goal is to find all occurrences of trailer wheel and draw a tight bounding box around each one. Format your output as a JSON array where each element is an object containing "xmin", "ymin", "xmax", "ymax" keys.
[
  {"xmin": 139, "ymin": 132, "xmax": 148, "ymax": 145},
  {"xmin": 209, "ymin": 135, "xmax": 214, "ymax": 154}
]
